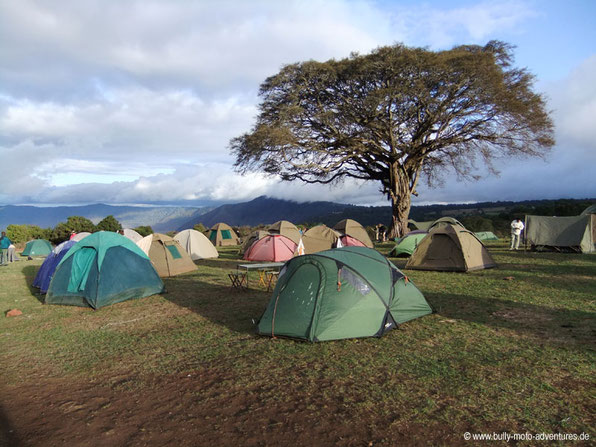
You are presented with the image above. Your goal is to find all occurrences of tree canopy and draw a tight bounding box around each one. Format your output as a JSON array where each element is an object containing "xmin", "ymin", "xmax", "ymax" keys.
[
  {"xmin": 230, "ymin": 41, "xmax": 554, "ymax": 237},
  {"xmin": 96, "ymin": 215, "xmax": 122, "ymax": 232},
  {"xmin": 133, "ymin": 226, "xmax": 153, "ymax": 237}
]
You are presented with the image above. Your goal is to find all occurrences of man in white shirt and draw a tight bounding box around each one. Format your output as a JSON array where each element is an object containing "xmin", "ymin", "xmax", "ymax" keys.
[{"xmin": 510, "ymin": 219, "xmax": 524, "ymax": 250}]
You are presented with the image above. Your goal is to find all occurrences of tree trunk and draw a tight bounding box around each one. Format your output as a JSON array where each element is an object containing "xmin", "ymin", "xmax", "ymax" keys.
[
  {"xmin": 389, "ymin": 197, "xmax": 411, "ymax": 239},
  {"xmin": 388, "ymin": 173, "xmax": 412, "ymax": 240}
]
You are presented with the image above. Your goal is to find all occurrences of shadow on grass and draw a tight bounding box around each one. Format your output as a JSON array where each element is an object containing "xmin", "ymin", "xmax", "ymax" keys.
[
  {"xmin": 429, "ymin": 291, "xmax": 596, "ymax": 351},
  {"xmin": 161, "ymin": 272, "xmax": 272, "ymax": 336},
  {"xmin": 0, "ymin": 404, "xmax": 20, "ymax": 447},
  {"xmin": 20, "ymin": 265, "xmax": 45, "ymax": 304}
]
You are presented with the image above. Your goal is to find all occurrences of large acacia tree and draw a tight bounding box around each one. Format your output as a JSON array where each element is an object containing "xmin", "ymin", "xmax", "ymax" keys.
[{"xmin": 230, "ymin": 41, "xmax": 554, "ymax": 237}]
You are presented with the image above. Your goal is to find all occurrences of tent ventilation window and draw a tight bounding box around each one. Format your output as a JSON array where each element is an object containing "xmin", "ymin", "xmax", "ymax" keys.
[
  {"xmin": 340, "ymin": 267, "xmax": 370, "ymax": 296},
  {"xmin": 391, "ymin": 268, "xmax": 404, "ymax": 284},
  {"xmin": 278, "ymin": 265, "xmax": 287, "ymax": 279},
  {"xmin": 221, "ymin": 230, "xmax": 232, "ymax": 240},
  {"xmin": 166, "ymin": 244, "xmax": 182, "ymax": 259}
]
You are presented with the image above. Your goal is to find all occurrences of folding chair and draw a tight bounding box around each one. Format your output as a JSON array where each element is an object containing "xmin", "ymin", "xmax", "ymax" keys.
[
  {"xmin": 265, "ymin": 271, "xmax": 279, "ymax": 292},
  {"xmin": 228, "ymin": 272, "xmax": 247, "ymax": 291}
]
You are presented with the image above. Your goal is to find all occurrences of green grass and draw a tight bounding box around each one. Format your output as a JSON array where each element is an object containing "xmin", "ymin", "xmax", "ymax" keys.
[{"xmin": 1, "ymin": 244, "xmax": 595, "ymax": 443}]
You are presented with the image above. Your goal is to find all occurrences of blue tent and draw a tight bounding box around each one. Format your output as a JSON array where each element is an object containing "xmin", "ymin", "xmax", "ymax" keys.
[
  {"xmin": 46, "ymin": 232, "xmax": 164, "ymax": 309},
  {"xmin": 33, "ymin": 240, "xmax": 77, "ymax": 293}
]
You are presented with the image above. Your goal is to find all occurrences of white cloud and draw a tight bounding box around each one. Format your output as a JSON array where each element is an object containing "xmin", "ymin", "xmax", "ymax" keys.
[
  {"xmin": 548, "ymin": 55, "xmax": 596, "ymax": 150},
  {"xmin": 2, "ymin": 0, "xmax": 593, "ymax": 208},
  {"xmin": 387, "ymin": 1, "xmax": 537, "ymax": 49}
]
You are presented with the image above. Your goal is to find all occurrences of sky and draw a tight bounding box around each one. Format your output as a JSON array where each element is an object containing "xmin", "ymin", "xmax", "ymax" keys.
[{"xmin": 0, "ymin": 0, "xmax": 595, "ymax": 208}]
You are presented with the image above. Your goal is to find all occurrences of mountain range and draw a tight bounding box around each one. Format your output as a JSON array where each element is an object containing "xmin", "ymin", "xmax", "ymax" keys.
[
  {"xmin": 0, "ymin": 204, "xmax": 211, "ymax": 233},
  {"xmin": 1, "ymin": 196, "xmax": 593, "ymax": 232}
]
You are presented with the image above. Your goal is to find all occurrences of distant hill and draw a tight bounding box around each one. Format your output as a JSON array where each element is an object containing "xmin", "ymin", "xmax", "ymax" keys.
[
  {"xmin": 2, "ymin": 197, "xmax": 593, "ymax": 234},
  {"xmin": 177, "ymin": 196, "xmax": 386, "ymax": 229},
  {"xmin": 0, "ymin": 204, "xmax": 213, "ymax": 232},
  {"xmin": 180, "ymin": 196, "xmax": 596, "ymax": 231}
]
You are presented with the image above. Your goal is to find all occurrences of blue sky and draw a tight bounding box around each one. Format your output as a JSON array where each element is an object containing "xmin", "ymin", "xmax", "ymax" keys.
[{"xmin": 0, "ymin": 0, "xmax": 594, "ymax": 207}]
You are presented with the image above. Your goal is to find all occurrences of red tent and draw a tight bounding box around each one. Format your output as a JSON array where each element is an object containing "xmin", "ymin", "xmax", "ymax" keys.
[
  {"xmin": 243, "ymin": 235, "xmax": 297, "ymax": 262},
  {"xmin": 340, "ymin": 235, "xmax": 367, "ymax": 247}
]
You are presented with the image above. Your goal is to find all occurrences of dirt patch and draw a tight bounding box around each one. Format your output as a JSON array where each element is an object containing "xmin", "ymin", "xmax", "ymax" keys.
[{"xmin": 1, "ymin": 369, "xmax": 458, "ymax": 447}]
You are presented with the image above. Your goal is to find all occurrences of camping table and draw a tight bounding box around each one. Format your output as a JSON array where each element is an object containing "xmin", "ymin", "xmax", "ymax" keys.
[{"xmin": 236, "ymin": 262, "xmax": 285, "ymax": 290}]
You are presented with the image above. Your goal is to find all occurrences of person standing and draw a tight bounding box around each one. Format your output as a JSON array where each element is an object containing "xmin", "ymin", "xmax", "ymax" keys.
[
  {"xmin": 0, "ymin": 231, "xmax": 11, "ymax": 265},
  {"xmin": 510, "ymin": 219, "xmax": 525, "ymax": 250}
]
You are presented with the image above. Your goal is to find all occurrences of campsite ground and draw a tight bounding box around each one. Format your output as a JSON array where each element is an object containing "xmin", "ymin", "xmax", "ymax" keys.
[{"xmin": 1, "ymin": 243, "xmax": 594, "ymax": 446}]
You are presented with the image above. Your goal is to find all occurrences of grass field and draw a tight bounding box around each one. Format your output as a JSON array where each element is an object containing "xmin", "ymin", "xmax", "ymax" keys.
[{"xmin": 1, "ymin": 242, "xmax": 594, "ymax": 446}]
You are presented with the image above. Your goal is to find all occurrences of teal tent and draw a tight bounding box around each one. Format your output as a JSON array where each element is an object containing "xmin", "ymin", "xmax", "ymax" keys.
[
  {"xmin": 390, "ymin": 231, "xmax": 428, "ymax": 257},
  {"xmin": 46, "ymin": 231, "xmax": 164, "ymax": 309},
  {"xmin": 21, "ymin": 239, "xmax": 52, "ymax": 257},
  {"xmin": 257, "ymin": 246, "xmax": 433, "ymax": 342},
  {"xmin": 474, "ymin": 231, "xmax": 500, "ymax": 241}
]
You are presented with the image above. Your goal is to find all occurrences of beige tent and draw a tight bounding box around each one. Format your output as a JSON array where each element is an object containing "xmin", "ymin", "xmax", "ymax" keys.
[
  {"xmin": 137, "ymin": 233, "xmax": 197, "ymax": 277},
  {"xmin": 333, "ymin": 219, "xmax": 374, "ymax": 248},
  {"xmin": 301, "ymin": 225, "xmax": 341, "ymax": 254},
  {"xmin": 406, "ymin": 224, "xmax": 496, "ymax": 272},
  {"xmin": 267, "ymin": 220, "xmax": 301, "ymax": 244},
  {"xmin": 408, "ymin": 219, "xmax": 434, "ymax": 231},
  {"xmin": 428, "ymin": 217, "xmax": 466, "ymax": 231},
  {"xmin": 174, "ymin": 229, "xmax": 219, "ymax": 260},
  {"xmin": 207, "ymin": 223, "xmax": 240, "ymax": 246}
]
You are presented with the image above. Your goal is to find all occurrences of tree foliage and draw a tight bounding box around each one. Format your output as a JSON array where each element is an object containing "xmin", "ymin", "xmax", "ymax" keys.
[
  {"xmin": 193, "ymin": 223, "xmax": 207, "ymax": 233},
  {"xmin": 231, "ymin": 41, "xmax": 554, "ymax": 237},
  {"xmin": 49, "ymin": 216, "xmax": 96, "ymax": 244},
  {"xmin": 96, "ymin": 215, "xmax": 122, "ymax": 232},
  {"xmin": 66, "ymin": 216, "xmax": 96, "ymax": 233},
  {"xmin": 134, "ymin": 226, "xmax": 153, "ymax": 237},
  {"xmin": 6, "ymin": 224, "xmax": 51, "ymax": 244}
]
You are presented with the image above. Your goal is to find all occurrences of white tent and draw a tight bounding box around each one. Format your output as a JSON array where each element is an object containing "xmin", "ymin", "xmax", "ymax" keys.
[
  {"xmin": 174, "ymin": 229, "xmax": 219, "ymax": 260},
  {"xmin": 136, "ymin": 234, "xmax": 152, "ymax": 256},
  {"xmin": 71, "ymin": 232, "xmax": 91, "ymax": 242},
  {"xmin": 120, "ymin": 228, "xmax": 143, "ymax": 243}
]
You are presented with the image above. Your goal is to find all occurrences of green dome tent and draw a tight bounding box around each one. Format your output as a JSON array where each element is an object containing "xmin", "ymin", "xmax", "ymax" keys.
[
  {"xmin": 474, "ymin": 231, "xmax": 500, "ymax": 241},
  {"xmin": 21, "ymin": 239, "xmax": 53, "ymax": 257},
  {"xmin": 390, "ymin": 231, "xmax": 428, "ymax": 257},
  {"xmin": 46, "ymin": 231, "xmax": 164, "ymax": 309},
  {"xmin": 257, "ymin": 246, "xmax": 433, "ymax": 342}
]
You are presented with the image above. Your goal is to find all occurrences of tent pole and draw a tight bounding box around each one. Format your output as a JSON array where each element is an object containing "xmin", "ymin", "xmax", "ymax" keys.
[{"xmin": 524, "ymin": 215, "xmax": 528, "ymax": 251}]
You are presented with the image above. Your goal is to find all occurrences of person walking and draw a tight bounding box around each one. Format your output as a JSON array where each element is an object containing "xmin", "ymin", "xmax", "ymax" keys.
[
  {"xmin": 510, "ymin": 219, "xmax": 524, "ymax": 250},
  {"xmin": 0, "ymin": 231, "xmax": 11, "ymax": 265}
]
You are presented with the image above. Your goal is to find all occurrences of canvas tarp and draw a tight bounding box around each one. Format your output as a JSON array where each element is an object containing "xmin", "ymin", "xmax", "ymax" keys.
[{"xmin": 525, "ymin": 215, "xmax": 595, "ymax": 253}]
